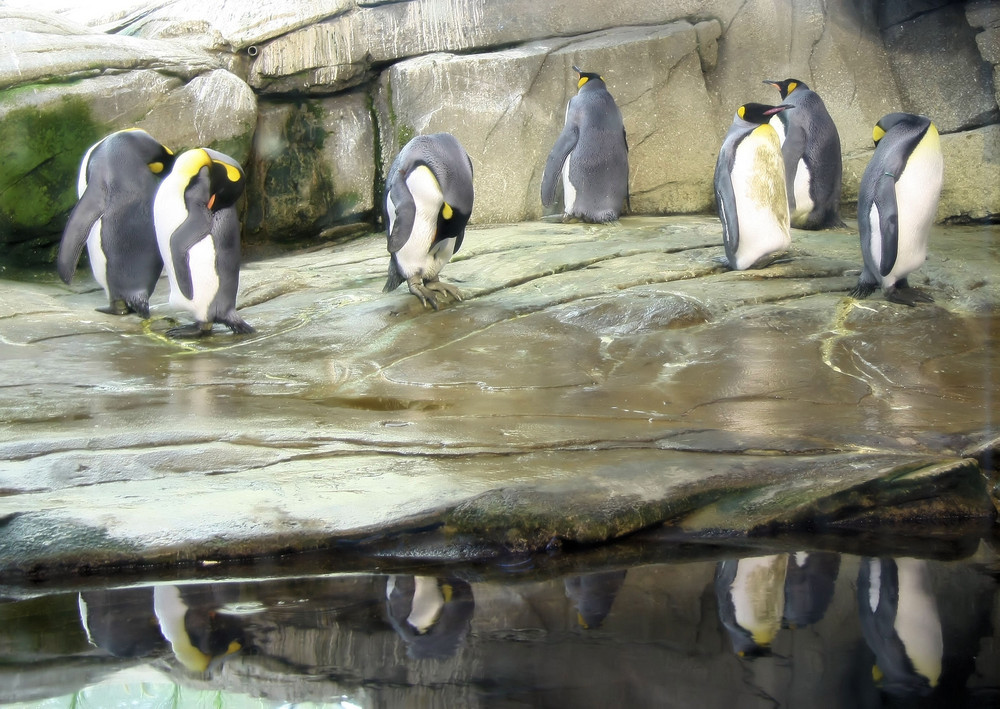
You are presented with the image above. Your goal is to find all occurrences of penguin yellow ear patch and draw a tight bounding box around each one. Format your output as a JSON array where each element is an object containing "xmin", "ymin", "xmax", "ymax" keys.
[
  {"xmin": 577, "ymin": 76, "xmax": 589, "ymax": 89},
  {"xmin": 788, "ymin": 81, "xmax": 798, "ymax": 93},
  {"xmin": 442, "ymin": 202, "xmax": 454, "ymax": 220},
  {"xmin": 220, "ymin": 162, "xmax": 242, "ymax": 183},
  {"xmin": 148, "ymin": 161, "xmax": 164, "ymax": 174},
  {"xmin": 873, "ymin": 125, "xmax": 886, "ymax": 144},
  {"xmin": 738, "ymin": 105, "xmax": 746, "ymax": 119}
]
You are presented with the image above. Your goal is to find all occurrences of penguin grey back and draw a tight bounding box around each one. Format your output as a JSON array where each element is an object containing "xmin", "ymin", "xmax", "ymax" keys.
[
  {"xmin": 56, "ymin": 129, "xmax": 174, "ymax": 317},
  {"xmin": 541, "ymin": 67, "xmax": 629, "ymax": 223},
  {"xmin": 764, "ymin": 79, "xmax": 843, "ymax": 229}
]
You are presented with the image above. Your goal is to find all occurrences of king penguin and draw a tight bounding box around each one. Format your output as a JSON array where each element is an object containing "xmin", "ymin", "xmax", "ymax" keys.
[
  {"xmin": 541, "ymin": 66, "xmax": 629, "ymax": 223},
  {"xmin": 154, "ymin": 147, "xmax": 255, "ymax": 337},
  {"xmin": 857, "ymin": 557, "xmax": 943, "ymax": 698},
  {"xmin": 57, "ymin": 129, "xmax": 175, "ymax": 318},
  {"xmin": 383, "ymin": 133, "xmax": 474, "ymax": 310},
  {"xmin": 714, "ymin": 103, "xmax": 792, "ymax": 271},
  {"xmin": 763, "ymin": 78, "xmax": 844, "ymax": 229},
  {"xmin": 851, "ymin": 112, "xmax": 943, "ymax": 306}
]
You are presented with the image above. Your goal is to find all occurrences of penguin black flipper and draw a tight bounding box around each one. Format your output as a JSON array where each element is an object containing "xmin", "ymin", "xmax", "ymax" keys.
[
  {"xmin": 386, "ymin": 171, "xmax": 417, "ymax": 255},
  {"xmin": 873, "ymin": 173, "xmax": 900, "ymax": 278},
  {"xmin": 540, "ymin": 124, "xmax": 579, "ymax": 206},
  {"xmin": 56, "ymin": 183, "xmax": 105, "ymax": 284},
  {"xmin": 714, "ymin": 160, "xmax": 740, "ymax": 267}
]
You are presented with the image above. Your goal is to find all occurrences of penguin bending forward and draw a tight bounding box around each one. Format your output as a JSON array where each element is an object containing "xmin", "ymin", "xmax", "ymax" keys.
[
  {"xmin": 851, "ymin": 113, "xmax": 943, "ymax": 306},
  {"xmin": 764, "ymin": 79, "xmax": 844, "ymax": 229},
  {"xmin": 383, "ymin": 133, "xmax": 474, "ymax": 310},
  {"xmin": 57, "ymin": 129, "xmax": 175, "ymax": 318},
  {"xmin": 541, "ymin": 66, "xmax": 629, "ymax": 223},
  {"xmin": 153, "ymin": 148, "xmax": 254, "ymax": 338},
  {"xmin": 714, "ymin": 103, "xmax": 792, "ymax": 271}
]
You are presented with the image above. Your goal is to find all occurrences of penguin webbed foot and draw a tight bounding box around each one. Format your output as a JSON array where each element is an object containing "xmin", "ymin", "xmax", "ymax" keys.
[
  {"xmin": 407, "ymin": 276, "xmax": 462, "ymax": 310},
  {"xmin": 219, "ymin": 313, "xmax": 256, "ymax": 335},
  {"xmin": 166, "ymin": 322, "xmax": 214, "ymax": 339},
  {"xmin": 97, "ymin": 299, "xmax": 133, "ymax": 317},
  {"xmin": 886, "ymin": 285, "xmax": 934, "ymax": 307}
]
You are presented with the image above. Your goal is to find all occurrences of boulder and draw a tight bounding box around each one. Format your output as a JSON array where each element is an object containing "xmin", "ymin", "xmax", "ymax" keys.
[{"xmin": 881, "ymin": 3, "xmax": 1000, "ymax": 133}]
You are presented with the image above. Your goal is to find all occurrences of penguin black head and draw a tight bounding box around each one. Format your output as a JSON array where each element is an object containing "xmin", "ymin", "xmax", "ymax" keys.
[
  {"xmin": 573, "ymin": 65, "xmax": 605, "ymax": 89},
  {"xmin": 871, "ymin": 112, "xmax": 929, "ymax": 146},
  {"xmin": 763, "ymin": 78, "xmax": 810, "ymax": 99},
  {"xmin": 737, "ymin": 103, "xmax": 792, "ymax": 124}
]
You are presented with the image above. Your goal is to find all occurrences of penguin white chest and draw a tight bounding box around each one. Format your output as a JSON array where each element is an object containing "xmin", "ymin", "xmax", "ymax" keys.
[
  {"xmin": 561, "ymin": 154, "xmax": 577, "ymax": 212},
  {"xmin": 885, "ymin": 135, "xmax": 943, "ymax": 284},
  {"xmin": 85, "ymin": 219, "xmax": 108, "ymax": 292},
  {"xmin": 395, "ymin": 165, "xmax": 453, "ymax": 281},
  {"xmin": 791, "ymin": 158, "xmax": 814, "ymax": 223},
  {"xmin": 175, "ymin": 235, "xmax": 220, "ymax": 321},
  {"xmin": 730, "ymin": 128, "xmax": 791, "ymax": 270}
]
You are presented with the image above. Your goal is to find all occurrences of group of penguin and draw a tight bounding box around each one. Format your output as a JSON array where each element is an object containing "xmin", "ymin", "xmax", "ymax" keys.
[
  {"xmin": 384, "ymin": 67, "xmax": 945, "ymax": 312},
  {"xmin": 716, "ymin": 78, "xmax": 943, "ymax": 306},
  {"xmin": 59, "ymin": 65, "xmax": 945, "ymax": 332},
  {"xmin": 58, "ymin": 129, "xmax": 254, "ymax": 337}
]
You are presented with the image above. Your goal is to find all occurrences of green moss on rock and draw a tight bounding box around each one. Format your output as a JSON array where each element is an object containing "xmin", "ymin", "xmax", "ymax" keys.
[{"xmin": 0, "ymin": 95, "xmax": 104, "ymax": 266}]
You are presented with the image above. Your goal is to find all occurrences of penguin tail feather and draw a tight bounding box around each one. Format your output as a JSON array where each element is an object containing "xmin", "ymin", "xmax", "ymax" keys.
[
  {"xmin": 849, "ymin": 280, "xmax": 878, "ymax": 299},
  {"xmin": 124, "ymin": 294, "xmax": 151, "ymax": 319},
  {"xmin": 384, "ymin": 260, "xmax": 404, "ymax": 293}
]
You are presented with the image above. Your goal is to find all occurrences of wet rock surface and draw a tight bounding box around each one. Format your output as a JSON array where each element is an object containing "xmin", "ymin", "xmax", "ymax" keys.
[{"xmin": 0, "ymin": 217, "xmax": 998, "ymax": 578}]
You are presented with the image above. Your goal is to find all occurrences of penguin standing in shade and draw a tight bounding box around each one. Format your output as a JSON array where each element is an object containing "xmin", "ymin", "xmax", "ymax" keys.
[
  {"xmin": 154, "ymin": 148, "xmax": 254, "ymax": 337},
  {"xmin": 541, "ymin": 66, "xmax": 629, "ymax": 223},
  {"xmin": 857, "ymin": 557, "xmax": 943, "ymax": 698},
  {"xmin": 763, "ymin": 78, "xmax": 844, "ymax": 229},
  {"xmin": 383, "ymin": 133, "xmax": 474, "ymax": 310},
  {"xmin": 57, "ymin": 129, "xmax": 175, "ymax": 318},
  {"xmin": 851, "ymin": 113, "xmax": 943, "ymax": 306},
  {"xmin": 714, "ymin": 103, "xmax": 792, "ymax": 271}
]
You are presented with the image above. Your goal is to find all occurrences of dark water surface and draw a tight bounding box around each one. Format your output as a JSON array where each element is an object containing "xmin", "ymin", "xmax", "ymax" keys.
[{"xmin": 2, "ymin": 536, "xmax": 999, "ymax": 708}]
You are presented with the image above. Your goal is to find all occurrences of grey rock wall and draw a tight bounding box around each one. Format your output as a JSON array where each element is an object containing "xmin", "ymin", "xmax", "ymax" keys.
[{"xmin": 0, "ymin": 0, "xmax": 997, "ymax": 266}]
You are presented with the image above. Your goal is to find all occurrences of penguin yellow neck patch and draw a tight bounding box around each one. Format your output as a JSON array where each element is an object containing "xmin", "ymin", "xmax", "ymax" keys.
[{"xmin": 442, "ymin": 202, "xmax": 454, "ymax": 220}]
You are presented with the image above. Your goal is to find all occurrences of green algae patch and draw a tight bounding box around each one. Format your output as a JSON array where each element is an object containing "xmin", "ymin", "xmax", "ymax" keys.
[{"xmin": 0, "ymin": 95, "xmax": 104, "ymax": 266}]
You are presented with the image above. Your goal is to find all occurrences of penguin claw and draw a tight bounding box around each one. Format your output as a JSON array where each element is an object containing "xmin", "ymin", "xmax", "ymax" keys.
[{"xmin": 407, "ymin": 277, "xmax": 462, "ymax": 310}]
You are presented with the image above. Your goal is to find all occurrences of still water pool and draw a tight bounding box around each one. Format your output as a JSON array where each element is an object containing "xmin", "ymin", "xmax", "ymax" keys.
[{"xmin": 2, "ymin": 539, "xmax": 998, "ymax": 708}]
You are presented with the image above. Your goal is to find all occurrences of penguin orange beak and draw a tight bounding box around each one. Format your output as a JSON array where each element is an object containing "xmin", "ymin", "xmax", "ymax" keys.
[
  {"xmin": 207, "ymin": 194, "xmax": 216, "ymax": 210},
  {"xmin": 764, "ymin": 104, "xmax": 793, "ymax": 116}
]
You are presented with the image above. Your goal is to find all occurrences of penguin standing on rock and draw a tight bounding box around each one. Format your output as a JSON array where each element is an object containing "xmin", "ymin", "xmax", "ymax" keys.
[
  {"xmin": 851, "ymin": 113, "xmax": 943, "ymax": 306},
  {"xmin": 383, "ymin": 133, "xmax": 474, "ymax": 310},
  {"xmin": 541, "ymin": 66, "xmax": 629, "ymax": 223},
  {"xmin": 714, "ymin": 103, "xmax": 792, "ymax": 271},
  {"xmin": 154, "ymin": 148, "xmax": 254, "ymax": 338},
  {"xmin": 57, "ymin": 129, "xmax": 175, "ymax": 318},
  {"xmin": 763, "ymin": 79, "xmax": 844, "ymax": 229}
]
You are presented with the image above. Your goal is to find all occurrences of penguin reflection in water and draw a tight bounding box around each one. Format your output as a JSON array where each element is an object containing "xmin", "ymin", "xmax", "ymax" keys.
[
  {"xmin": 763, "ymin": 78, "xmax": 844, "ymax": 230},
  {"xmin": 57, "ymin": 129, "xmax": 175, "ymax": 318},
  {"xmin": 384, "ymin": 133, "xmax": 474, "ymax": 310},
  {"xmin": 715, "ymin": 554, "xmax": 788, "ymax": 656},
  {"xmin": 857, "ymin": 557, "xmax": 943, "ymax": 698},
  {"xmin": 851, "ymin": 113, "xmax": 943, "ymax": 306},
  {"xmin": 154, "ymin": 148, "xmax": 255, "ymax": 337},
  {"xmin": 541, "ymin": 66, "xmax": 630, "ymax": 223},
  {"xmin": 714, "ymin": 103, "xmax": 793, "ymax": 271},
  {"xmin": 385, "ymin": 575, "xmax": 475, "ymax": 659}
]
